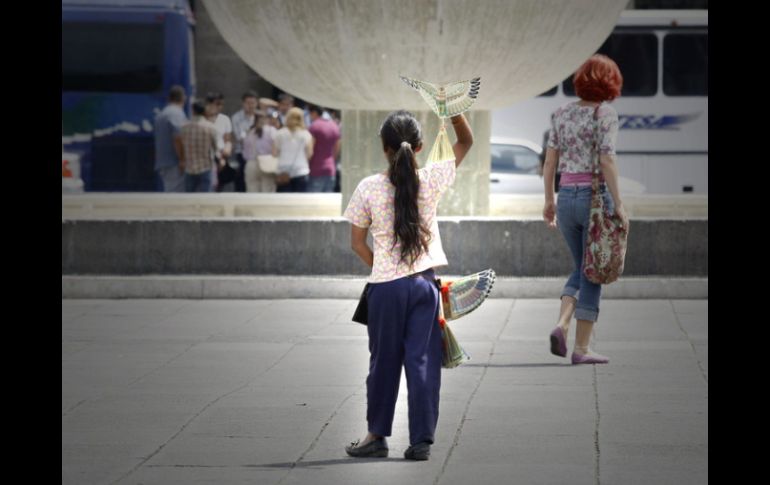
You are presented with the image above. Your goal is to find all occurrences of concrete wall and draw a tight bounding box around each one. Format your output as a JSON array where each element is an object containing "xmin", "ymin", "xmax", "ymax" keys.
[
  {"xmin": 61, "ymin": 193, "xmax": 709, "ymax": 219},
  {"xmin": 62, "ymin": 219, "xmax": 707, "ymax": 276},
  {"xmin": 193, "ymin": 0, "xmax": 275, "ymax": 114}
]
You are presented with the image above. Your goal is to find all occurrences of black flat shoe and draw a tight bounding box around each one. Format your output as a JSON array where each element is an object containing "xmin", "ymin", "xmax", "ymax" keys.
[{"xmin": 404, "ymin": 441, "xmax": 430, "ymax": 461}]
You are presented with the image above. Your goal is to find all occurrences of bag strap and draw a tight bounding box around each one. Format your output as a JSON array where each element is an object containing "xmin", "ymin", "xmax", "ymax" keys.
[{"xmin": 591, "ymin": 104, "xmax": 603, "ymax": 195}]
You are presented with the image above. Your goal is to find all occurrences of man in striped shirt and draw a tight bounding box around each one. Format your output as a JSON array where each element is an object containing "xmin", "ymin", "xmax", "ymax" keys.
[{"xmin": 175, "ymin": 101, "xmax": 218, "ymax": 192}]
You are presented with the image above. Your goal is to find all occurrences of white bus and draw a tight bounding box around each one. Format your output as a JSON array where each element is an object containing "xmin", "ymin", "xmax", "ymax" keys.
[{"xmin": 491, "ymin": 10, "xmax": 708, "ymax": 194}]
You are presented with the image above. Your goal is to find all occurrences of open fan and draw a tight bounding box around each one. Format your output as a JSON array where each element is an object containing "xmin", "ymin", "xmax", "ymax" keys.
[{"xmin": 438, "ymin": 268, "xmax": 496, "ymax": 321}]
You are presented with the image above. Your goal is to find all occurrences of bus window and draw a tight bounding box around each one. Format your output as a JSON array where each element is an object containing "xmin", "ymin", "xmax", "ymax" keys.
[
  {"xmin": 537, "ymin": 86, "xmax": 558, "ymax": 97},
  {"xmin": 563, "ymin": 33, "xmax": 658, "ymax": 97},
  {"xmin": 664, "ymin": 33, "xmax": 708, "ymax": 96},
  {"xmin": 62, "ymin": 22, "xmax": 164, "ymax": 93}
]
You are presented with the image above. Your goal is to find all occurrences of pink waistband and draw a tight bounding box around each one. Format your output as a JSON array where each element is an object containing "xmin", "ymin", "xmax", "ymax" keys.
[{"xmin": 560, "ymin": 172, "xmax": 604, "ymax": 186}]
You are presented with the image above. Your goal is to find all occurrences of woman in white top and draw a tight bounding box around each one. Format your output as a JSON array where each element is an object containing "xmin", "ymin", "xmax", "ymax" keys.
[
  {"xmin": 272, "ymin": 107, "xmax": 313, "ymax": 192},
  {"xmin": 204, "ymin": 92, "xmax": 233, "ymax": 191},
  {"xmin": 242, "ymin": 111, "xmax": 277, "ymax": 192}
]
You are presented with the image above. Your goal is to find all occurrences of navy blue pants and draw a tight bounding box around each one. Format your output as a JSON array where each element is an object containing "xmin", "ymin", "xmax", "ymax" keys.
[{"xmin": 366, "ymin": 268, "xmax": 443, "ymax": 446}]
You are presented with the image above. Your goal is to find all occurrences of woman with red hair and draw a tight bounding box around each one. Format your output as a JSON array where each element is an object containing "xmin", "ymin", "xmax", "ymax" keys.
[{"xmin": 542, "ymin": 54, "xmax": 629, "ymax": 365}]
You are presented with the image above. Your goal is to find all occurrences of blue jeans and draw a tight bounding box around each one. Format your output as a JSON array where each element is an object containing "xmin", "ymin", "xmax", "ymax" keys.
[
  {"xmin": 307, "ymin": 175, "xmax": 336, "ymax": 192},
  {"xmin": 557, "ymin": 184, "xmax": 615, "ymax": 322},
  {"xmin": 184, "ymin": 171, "xmax": 213, "ymax": 192},
  {"xmin": 366, "ymin": 269, "xmax": 442, "ymax": 445},
  {"xmin": 276, "ymin": 175, "xmax": 308, "ymax": 193},
  {"xmin": 157, "ymin": 166, "xmax": 185, "ymax": 193}
]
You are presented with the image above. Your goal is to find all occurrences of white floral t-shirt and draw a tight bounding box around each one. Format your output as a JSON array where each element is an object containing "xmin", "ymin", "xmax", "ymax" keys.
[
  {"xmin": 547, "ymin": 102, "xmax": 619, "ymax": 174},
  {"xmin": 343, "ymin": 158, "xmax": 456, "ymax": 283}
]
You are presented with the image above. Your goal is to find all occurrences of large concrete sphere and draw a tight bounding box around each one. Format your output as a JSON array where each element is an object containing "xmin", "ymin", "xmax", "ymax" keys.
[{"xmin": 201, "ymin": 0, "xmax": 627, "ymax": 110}]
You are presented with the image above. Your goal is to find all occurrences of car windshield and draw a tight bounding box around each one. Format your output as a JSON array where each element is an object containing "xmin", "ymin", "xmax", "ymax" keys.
[{"xmin": 490, "ymin": 144, "xmax": 541, "ymax": 174}]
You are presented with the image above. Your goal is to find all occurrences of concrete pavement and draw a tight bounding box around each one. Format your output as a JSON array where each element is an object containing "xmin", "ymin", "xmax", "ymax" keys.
[{"xmin": 62, "ymin": 297, "xmax": 707, "ymax": 484}]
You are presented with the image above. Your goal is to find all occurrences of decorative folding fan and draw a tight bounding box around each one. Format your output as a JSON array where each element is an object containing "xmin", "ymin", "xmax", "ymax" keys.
[
  {"xmin": 435, "ymin": 269, "xmax": 496, "ymax": 368},
  {"xmin": 439, "ymin": 268, "xmax": 496, "ymax": 321}
]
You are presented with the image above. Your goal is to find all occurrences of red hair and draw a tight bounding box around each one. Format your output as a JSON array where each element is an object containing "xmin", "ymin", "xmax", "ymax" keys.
[{"xmin": 573, "ymin": 54, "xmax": 623, "ymax": 102}]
